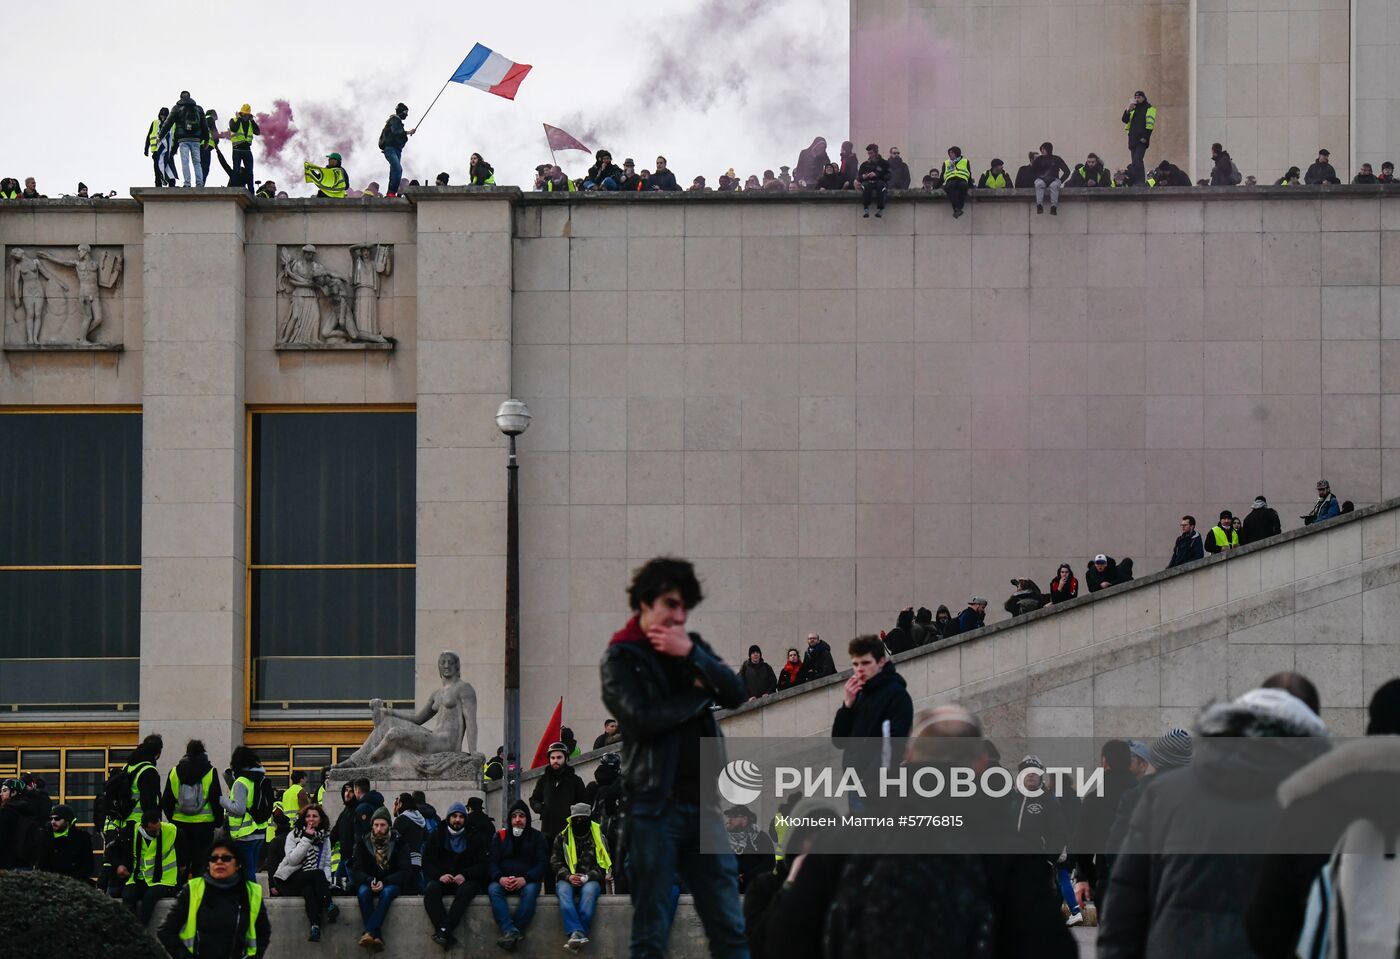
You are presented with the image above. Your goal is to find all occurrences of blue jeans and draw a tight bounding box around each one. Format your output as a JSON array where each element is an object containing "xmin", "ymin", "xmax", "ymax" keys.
[
  {"xmin": 178, "ymin": 140, "xmax": 204, "ymax": 187},
  {"xmin": 234, "ymin": 835, "xmax": 263, "ymax": 884},
  {"xmin": 626, "ymin": 803, "xmax": 748, "ymax": 959},
  {"xmin": 487, "ymin": 881, "xmax": 540, "ymax": 935},
  {"xmin": 1056, "ymin": 865, "xmax": 1080, "ymax": 916},
  {"xmin": 383, "ymin": 148, "xmax": 402, "ymax": 195},
  {"xmin": 356, "ymin": 882, "xmax": 400, "ymax": 937},
  {"xmin": 557, "ymin": 879, "xmax": 601, "ymax": 935},
  {"xmin": 232, "ymin": 148, "xmax": 254, "ymax": 193}
]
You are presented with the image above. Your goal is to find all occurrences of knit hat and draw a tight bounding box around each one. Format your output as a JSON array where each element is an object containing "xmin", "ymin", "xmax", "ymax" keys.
[
  {"xmin": 445, "ymin": 801, "xmax": 467, "ymax": 818},
  {"xmin": 371, "ymin": 806, "xmax": 393, "ymax": 825},
  {"xmin": 1127, "ymin": 740, "xmax": 1151, "ymax": 764},
  {"xmin": 50, "ymin": 803, "xmax": 74, "ymax": 821},
  {"xmin": 1149, "ymin": 728, "xmax": 1193, "ymax": 770},
  {"xmin": 569, "ymin": 803, "xmax": 592, "ymax": 818},
  {"xmin": 466, "ymin": 796, "xmax": 484, "ymax": 811},
  {"xmin": 748, "ymin": 645, "xmax": 762, "ymax": 656},
  {"xmin": 1235, "ymin": 688, "xmax": 1329, "ymax": 737},
  {"xmin": 1368, "ymin": 678, "xmax": 1400, "ymax": 735},
  {"xmin": 1017, "ymin": 754, "xmax": 1045, "ymax": 772}
]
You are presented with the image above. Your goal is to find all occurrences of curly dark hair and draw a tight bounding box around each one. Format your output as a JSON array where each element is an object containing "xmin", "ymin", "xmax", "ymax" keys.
[{"xmin": 627, "ymin": 557, "xmax": 704, "ymax": 612}]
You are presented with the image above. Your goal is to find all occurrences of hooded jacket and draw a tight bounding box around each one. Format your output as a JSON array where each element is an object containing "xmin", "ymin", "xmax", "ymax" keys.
[
  {"xmin": 528, "ymin": 761, "xmax": 588, "ymax": 837},
  {"xmin": 393, "ymin": 807, "xmax": 427, "ymax": 867},
  {"xmin": 162, "ymin": 752, "xmax": 225, "ymax": 825},
  {"xmin": 1303, "ymin": 160, "xmax": 1339, "ymax": 185},
  {"xmin": 37, "ymin": 820, "xmax": 94, "ymax": 882},
  {"xmin": 1097, "ymin": 696, "xmax": 1328, "ymax": 959},
  {"xmin": 489, "ymin": 800, "xmax": 548, "ymax": 883},
  {"xmin": 1240, "ymin": 505, "xmax": 1281, "ymax": 545},
  {"xmin": 831, "ymin": 661, "xmax": 914, "ymax": 780},
  {"xmin": 884, "ymin": 609, "xmax": 916, "ymax": 655},
  {"xmin": 738, "ymin": 649, "xmax": 778, "ymax": 699},
  {"xmin": 0, "ymin": 793, "xmax": 38, "ymax": 869},
  {"xmin": 1168, "ymin": 530, "xmax": 1204, "ymax": 568},
  {"xmin": 550, "ymin": 817, "xmax": 609, "ymax": 883},
  {"xmin": 160, "ymin": 95, "xmax": 209, "ymax": 144},
  {"xmin": 794, "ymin": 139, "xmax": 830, "ymax": 186},
  {"xmin": 798, "ymin": 639, "xmax": 837, "ymax": 683},
  {"xmin": 424, "ymin": 813, "xmax": 490, "ymax": 884},
  {"xmin": 1085, "ymin": 557, "xmax": 1126, "ymax": 592},
  {"xmin": 911, "ymin": 608, "xmax": 938, "ymax": 647},
  {"xmin": 1123, "ymin": 100, "xmax": 1155, "ymax": 145},
  {"xmin": 599, "ymin": 615, "xmax": 747, "ymax": 813},
  {"xmin": 1066, "ymin": 764, "xmax": 1137, "ymax": 893},
  {"xmin": 888, "ymin": 156, "xmax": 911, "ymax": 189},
  {"xmin": 1209, "ymin": 149, "xmax": 1237, "ymax": 186},
  {"xmin": 379, "ymin": 112, "xmax": 409, "ymax": 152},
  {"xmin": 956, "ymin": 605, "xmax": 986, "ymax": 633},
  {"xmin": 1245, "ymin": 737, "xmax": 1400, "ymax": 958},
  {"xmin": 932, "ymin": 605, "xmax": 956, "ymax": 638}
]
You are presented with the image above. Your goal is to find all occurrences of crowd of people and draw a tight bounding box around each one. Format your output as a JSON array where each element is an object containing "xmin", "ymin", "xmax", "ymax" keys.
[{"xmin": 4, "ymin": 87, "xmax": 1396, "ymax": 207}]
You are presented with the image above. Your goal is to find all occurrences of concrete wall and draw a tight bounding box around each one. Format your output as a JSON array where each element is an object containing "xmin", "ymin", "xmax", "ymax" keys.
[
  {"xmin": 1353, "ymin": 0, "xmax": 1400, "ymax": 172},
  {"xmin": 849, "ymin": 0, "xmax": 1190, "ymax": 183}
]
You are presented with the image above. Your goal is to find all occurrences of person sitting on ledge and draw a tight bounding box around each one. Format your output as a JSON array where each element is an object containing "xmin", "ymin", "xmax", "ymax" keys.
[{"xmin": 1275, "ymin": 166, "xmax": 1302, "ymax": 186}]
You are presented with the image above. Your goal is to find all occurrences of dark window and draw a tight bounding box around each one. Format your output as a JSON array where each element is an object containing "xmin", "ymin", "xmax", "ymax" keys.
[
  {"xmin": 0, "ymin": 412, "xmax": 140, "ymax": 713},
  {"xmin": 249, "ymin": 411, "xmax": 414, "ymax": 715}
]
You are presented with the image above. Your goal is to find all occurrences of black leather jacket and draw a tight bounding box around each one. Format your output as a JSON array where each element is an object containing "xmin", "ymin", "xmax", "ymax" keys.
[{"xmin": 600, "ymin": 631, "xmax": 746, "ymax": 812}]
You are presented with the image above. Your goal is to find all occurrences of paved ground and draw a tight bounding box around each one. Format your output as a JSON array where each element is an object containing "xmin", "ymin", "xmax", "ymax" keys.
[{"xmin": 1073, "ymin": 924, "xmax": 1098, "ymax": 954}]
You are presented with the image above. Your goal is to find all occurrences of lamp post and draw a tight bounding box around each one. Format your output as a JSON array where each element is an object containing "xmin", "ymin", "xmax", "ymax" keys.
[{"xmin": 495, "ymin": 399, "xmax": 531, "ymax": 818}]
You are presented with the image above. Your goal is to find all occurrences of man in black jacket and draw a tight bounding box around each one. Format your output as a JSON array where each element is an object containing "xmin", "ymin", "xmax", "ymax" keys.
[
  {"xmin": 737, "ymin": 645, "xmax": 778, "ymax": 700},
  {"xmin": 1209, "ymin": 142, "xmax": 1239, "ymax": 185},
  {"xmin": 379, "ymin": 103, "xmax": 414, "ymax": 197},
  {"xmin": 1241, "ymin": 495, "xmax": 1282, "ymax": 545},
  {"xmin": 831, "ymin": 634, "xmax": 914, "ymax": 802},
  {"xmin": 1031, "ymin": 142, "xmax": 1072, "ymax": 214},
  {"xmin": 1086, "ymin": 553, "xmax": 1131, "ymax": 592},
  {"xmin": 888, "ymin": 147, "xmax": 911, "ymax": 189},
  {"xmin": 584, "ymin": 150, "xmax": 624, "ymax": 191},
  {"xmin": 1067, "ymin": 153, "xmax": 1111, "ymax": 187},
  {"xmin": 158, "ymin": 91, "xmax": 212, "ymax": 188},
  {"xmin": 599, "ymin": 556, "xmax": 749, "ymax": 959},
  {"xmin": 37, "ymin": 803, "xmax": 94, "ymax": 883},
  {"xmin": 423, "ymin": 802, "xmax": 490, "ymax": 948},
  {"xmin": 646, "ymin": 156, "xmax": 681, "ymax": 191},
  {"xmin": 1069, "ymin": 740, "xmax": 1137, "ymax": 910},
  {"xmin": 352, "ymin": 807, "xmax": 413, "ymax": 950},
  {"xmin": 799, "ymin": 632, "xmax": 837, "ymax": 682},
  {"xmin": 1122, "ymin": 90, "xmax": 1156, "ymax": 184},
  {"xmin": 488, "ymin": 801, "xmax": 549, "ymax": 949},
  {"xmin": 529, "ymin": 743, "xmax": 588, "ymax": 853},
  {"xmin": 857, "ymin": 143, "xmax": 892, "ymax": 218},
  {"xmin": 1168, "ymin": 515, "xmax": 1205, "ymax": 568},
  {"xmin": 1304, "ymin": 149, "xmax": 1340, "ymax": 184}
]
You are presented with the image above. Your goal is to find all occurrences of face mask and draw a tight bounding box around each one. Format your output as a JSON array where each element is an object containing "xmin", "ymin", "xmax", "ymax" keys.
[{"xmin": 512, "ymin": 826, "xmax": 524, "ymax": 837}]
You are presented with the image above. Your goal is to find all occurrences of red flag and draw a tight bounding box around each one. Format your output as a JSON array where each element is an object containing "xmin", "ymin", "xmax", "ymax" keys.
[
  {"xmin": 530, "ymin": 697, "xmax": 564, "ymax": 769},
  {"xmin": 543, "ymin": 123, "xmax": 592, "ymax": 154}
]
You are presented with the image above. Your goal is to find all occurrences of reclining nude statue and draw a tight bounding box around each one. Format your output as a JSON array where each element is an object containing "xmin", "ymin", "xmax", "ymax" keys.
[{"xmin": 333, "ymin": 651, "xmax": 478, "ymax": 770}]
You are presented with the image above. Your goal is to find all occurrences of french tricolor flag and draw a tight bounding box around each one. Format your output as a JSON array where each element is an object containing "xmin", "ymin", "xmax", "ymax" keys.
[{"xmin": 450, "ymin": 43, "xmax": 533, "ymax": 100}]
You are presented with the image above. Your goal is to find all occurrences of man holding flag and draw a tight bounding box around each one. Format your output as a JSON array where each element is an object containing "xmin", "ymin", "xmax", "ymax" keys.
[{"xmin": 304, "ymin": 153, "xmax": 349, "ymax": 198}]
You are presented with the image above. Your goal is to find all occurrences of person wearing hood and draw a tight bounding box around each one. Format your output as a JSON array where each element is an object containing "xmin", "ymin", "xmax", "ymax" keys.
[
  {"xmin": 218, "ymin": 745, "xmax": 268, "ymax": 884},
  {"xmin": 352, "ymin": 806, "xmax": 412, "ymax": 950},
  {"xmin": 0, "ymin": 777, "xmax": 38, "ymax": 869},
  {"xmin": 1005, "ymin": 579, "xmax": 1048, "ymax": 617},
  {"xmin": 1048, "ymin": 564, "xmax": 1079, "ymax": 604},
  {"xmin": 738, "ymin": 645, "xmax": 778, "ymax": 700},
  {"xmin": 1068, "ymin": 739, "xmax": 1138, "ymax": 911},
  {"xmin": 157, "ymin": 832, "xmax": 271, "ymax": 959},
  {"xmin": 379, "ymin": 102, "xmax": 415, "ymax": 197},
  {"xmin": 158, "ymin": 90, "xmax": 212, "ymax": 188},
  {"xmin": 838, "ymin": 140, "xmax": 859, "ymax": 186},
  {"xmin": 488, "ymin": 800, "xmax": 549, "ymax": 950},
  {"xmin": 930, "ymin": 604, "xmax": 955, "ymax": 639},
  {"xmin": 1304, "ymin": 149, "xmax": 1340, "ymax": 184},
  {"xmin": 799, "ymin": 632, "xmax": 837, "ymax": 683},
  {"xmin": 1240, "ymin": 496, "xmax": 1281, "ymax": 545},
  {"xmin": 1122, "ymin": 91, "xmax": 1157, "ymax": 184},
  {"xmin": 909, "ymin": 607, "xmax": 938, "ymax": 647},
  {"xmin": 272, "ymin": 803, "xmax": 337, "ymax": 942},
  {"xmin": 1209, "ymin": 142, "xmax": 1240, "ymax": 186},
  {"xmin": 550, "ymin": 804, "xmax": 611, "ymax": 951},
  {"xmin": 795, "ymin": 136, "xmax": 831, "ymax": 186},
  {"xmin": 955, "ymin": 596, "xmax": 988, "ymax": 634},
  {"xmin": 584, "ymin": 753, "xmax": 626, "ymax": 892},
  {"xmin": 145, "ymin": 106, "xmax": 177, "ymax": 187},
  {"xmin": 1302, "ymin": 478, "xmax": 1340, "ymax": 526},
  {"xmin": 816, "ymin": 161, "xmax": 848, "ymax": 191},
  {"xmin": 584, "ymin": 150, "xmax": 623, "ymax": 191},
  {"xmin": 163, "ymin": 739, "xmax": 225, "ymax": 871},
  {"xmin": 118, "ymin": 807, "xmax": 187, "ymax": 924},
  {"xmin": 330, "ymin": 782, "xmax": 358, "ymax": 888},
  {"xmin": 1246, "ymin": 678, "xmax": 1400, "ymax": 957},
  {"xmin": 1148, "ymin": 159, "xmax": 1191, "ymax": 187},
  {"xmin": 391, "ymin": 792, "xmax": 426, "ymax": 889},
  {"xmin": 421, "ymin": 801, "xmax": 489, "ymax": 948},
  {"xmin": 1086, "ymin": 553, "xmax": 1132, "ymax": 592},
  {"xmin": 529, "ymin": 743, "xmax": 588, "ymax": 855},
  {"xmin": 832, "ymin": 635, "xmax": 914, "ymax": 800},
  {"xmin": 883, "ymin": 608, "xmax": 916, "ymax": 654},
  {"xmin": 776, "ymin": 647, "xmax": 804, "ymax": 690},
  {"xmin": 37, "ymin": 802, "xmax": 94, "ymax": 883},
  {"xmin": 723, "ymin": 804, "xmax": 775, "ymax": 893},
  {"xmin": 1014, "ymin": 756, "xmax": 1083, "ymax": 926},
  {"xmin": 1098, "ymin": 688, "xmax": 1328, "ymax": 959},
  {"xmin": 558, "ymin": 726, "xmax": 582, "ymax": 759}
]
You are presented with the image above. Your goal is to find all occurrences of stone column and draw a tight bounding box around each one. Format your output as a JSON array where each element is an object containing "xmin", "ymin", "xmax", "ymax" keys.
[
  {"xmin": 134, "ymin": 189, "xmax": 249, "ymax": 764},
  {"xmin": 411, "ymin": 189, "xmax": 517, "ymax": 755}
]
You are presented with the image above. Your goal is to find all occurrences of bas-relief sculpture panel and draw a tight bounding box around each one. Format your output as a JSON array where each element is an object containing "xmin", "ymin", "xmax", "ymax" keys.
[
  {"xmin": 4, "ymin": 244, "xmax": 124, "ymax": 349},
  {"xmin": 275, "ymin": 243, "xmax": 395, "ymax": 350}
]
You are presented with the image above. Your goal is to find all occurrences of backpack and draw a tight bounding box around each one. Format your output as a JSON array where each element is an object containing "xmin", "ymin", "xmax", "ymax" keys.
[
  {"xmin": 175, "ymin": 771, "xmax": 207, "ymax": 817},
  {"xmin": 178, "ymin": 102, "xmax": 202, "ymax": 136},
  {"xmin": 247, "ymin": 775, "xmax": 278, "ymax": 825},
  {"xmin": 1229, "ymin": 159, "xmax": 1243, "ymax": 185},
  {"xmin": 1296, "ymin": 818, "xmax": 1400, "ymax": 959},
  {"xmin": 99, "ymin": 762, "xmax": 151, "ymax": 822}
]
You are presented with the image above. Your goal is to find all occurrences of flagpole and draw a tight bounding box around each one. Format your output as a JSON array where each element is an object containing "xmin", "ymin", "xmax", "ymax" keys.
[{"xmin": 415, "ymin": 76, "xmax": 454, "ymax": 132}]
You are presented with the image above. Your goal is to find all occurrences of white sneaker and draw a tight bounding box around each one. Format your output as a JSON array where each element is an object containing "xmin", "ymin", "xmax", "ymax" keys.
[{"xmin": 1065, "ymin": 912, "xmax": 1085, "ymax": 927}]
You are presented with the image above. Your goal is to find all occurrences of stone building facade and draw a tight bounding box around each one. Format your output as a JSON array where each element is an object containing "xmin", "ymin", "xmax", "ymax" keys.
[{"xmin": 2, "ymin": 187, "xmax": 1399, "ymax": 786}]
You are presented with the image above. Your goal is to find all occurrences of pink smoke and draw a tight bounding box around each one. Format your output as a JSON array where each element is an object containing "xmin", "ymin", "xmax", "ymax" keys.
[{"xmin": 256, "ymin": 99, "xmax": 299, "ymax": 161}]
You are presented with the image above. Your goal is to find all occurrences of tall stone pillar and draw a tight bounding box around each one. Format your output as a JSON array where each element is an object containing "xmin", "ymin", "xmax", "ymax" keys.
[
  {"xmin": 411, "ymin": 190, "xmax": 517, "ymax": 756},
  {"xmin": 135, "ymin": 189, "xmax": 249, "ymax": 764}
]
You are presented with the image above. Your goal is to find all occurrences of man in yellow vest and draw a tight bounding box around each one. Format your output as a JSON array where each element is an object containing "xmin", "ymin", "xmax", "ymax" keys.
[
  {"xmin": 229, "ymin": 104, "xmax": 260, "ymax": 195},
  {"xmin": 119, "ymin": 808, "xmax": 186, "ymax": 925},
  {"xmin": 143, "ymin": 107, "xmax": 176, "ymax": 187},
  {"xmin": 200, "ymin": 109, "xmax": 219, "ymax": 186},
  {"xmin": 1204, "ymin": 509, "xmax": 1241, "ymax": 553},
  {"xmin": 977, "ymin": 158, "xmax": 1011, "ymax": 189},
  {"xmin": 549, "ymin": 804, "xmax": 610, "ymax": 951},
  {"xmin": 161, "ymin": 738, "xmax": 224, "ymax": 870},
  {"xmin": 1122, "ymin": 90, "xmax": 1157, "ymax": 185},
  {"xmin": 940, "ymin": 145, "xmax": 972, "ymax": 218},
  {"xmin": 305, "ymin": 154, "xmax": 350, "ymax": 198}
]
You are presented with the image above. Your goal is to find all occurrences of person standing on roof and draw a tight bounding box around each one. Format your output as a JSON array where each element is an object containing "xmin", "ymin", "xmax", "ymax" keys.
[
  {"xmin": 229, "ymin": 104, "xmax": 260, "ymax": 195},
  {"xmin": 159, "ymin": 91, "xmax": 212, "ymax": 188},
  {"xmin": 144, "ymin": 107, "xmax": 177, "ymax": 187},
  {"xmin": 1122, "ymin": 90, "xmax": 1156, "ymax": 185},
  {"xmin": 380, "ymin": 103, "xmax": 415, "ymax": 197}
]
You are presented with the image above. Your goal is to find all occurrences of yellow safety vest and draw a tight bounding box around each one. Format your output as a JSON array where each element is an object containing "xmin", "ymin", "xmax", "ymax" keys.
[
  {"xmin": 201, "ymin": 118, "xmax": 217, "ymax": 150},
  {"xmin": 230, "ymin": 117, "xmax": 256, "ymax": 147},
  {"xmin": 982, "ymin": 170, "xmax": 1009, "ymax": 189},
  {"xmin": 304, "ymin": 163, "xmax": 349, "ymax": 198},
  {"xmin": 147, "ymin": 119, "xmax": 163, "ymax": 153},
  {"xmin": 1210, "ymin": 526, "xmax": 1239, "ymax": 549},
  {"xmin": 1124, "ymin": 104, "xmax": 1157, "ymax": 132},
  {"xmin": 282, "ymin": 783, "xmax": 305, "ymax": 816},
  {"xmin": 169, "ymin": 766, "xmax": 217, "ymax": 824},
  {"xmin": 1, "ymin": 187, "xmax": 19, "ymax": 199},
  {"xmin": 772, "ymin": 818, "xmax": 792, "ymax": 862},
  {"xmin": 181, "ymin": 877, "xmax": 263, "ymax": 957},
  {"xmin": 227, "ymin": 776, "xmax": 261, "ymax": 839},
  {"xmin": 545, "ymin": 178, "xmax": 577, "ymax": 192},
  {"xmin": 942, "ymin": 157, "xmax": 971, "ymax": 183},
  {"xmin": 134, "ymin": 821, "xmax": 180, "ymax": 887},
  {"xmin": 562, "ymin": 821, "xmax": 612, "ymax": 875},
  {"xmin": 125, "ymin": 761, "xmax": 156, "ymax": 824}
]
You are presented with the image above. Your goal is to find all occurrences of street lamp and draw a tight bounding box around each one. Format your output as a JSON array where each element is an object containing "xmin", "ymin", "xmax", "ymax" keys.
[{"xmin": 495, "ymin": 399, "xmax": 531, "ymax": 818}]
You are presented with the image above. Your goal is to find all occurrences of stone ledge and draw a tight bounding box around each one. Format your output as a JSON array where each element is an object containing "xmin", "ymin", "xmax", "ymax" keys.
[
  {"xmin": 275, "ymin": 339, "xmax": 395, "ymax": 352},
  {"xmin": 405, "ymin": 186, "xmax": 524, "ymax": 203},
  {"xmin": 2, "ymin": 342, "xmax": 124, "ymax": 352},
  {"xmin": 0, "ymin": 197, "xmax": 141, "ymax": 211},
  {"xmin": 131, "ymin": 187, "xmax": 252, "ymax": 207}
]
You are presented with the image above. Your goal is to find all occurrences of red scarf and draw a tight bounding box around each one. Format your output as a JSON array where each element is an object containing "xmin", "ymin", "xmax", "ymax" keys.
[
  {"xmin": 609, "ymin": 614, "xmax": 647, "ymax": 647},
  {"xmin": 781, "ymin": 662, "xmax": 802, "ymax": 685}
]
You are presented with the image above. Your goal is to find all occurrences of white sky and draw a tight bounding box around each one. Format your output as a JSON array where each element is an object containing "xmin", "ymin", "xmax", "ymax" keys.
[{"xmin": 1, "ymin": 0, "xmax": 848, "ymax": 196}]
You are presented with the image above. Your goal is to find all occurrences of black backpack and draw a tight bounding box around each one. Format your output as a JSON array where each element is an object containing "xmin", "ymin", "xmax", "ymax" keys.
[
  {"xmin": 178, "ymin": 102, "xmax": 203, "ymax": 136},
  {"xmin": 98, "ymin": 762, "xmax": 151, "ymax": 823},
  {"xmin": 248, "ymin": 775, "xmax": 278, "ymax": 825}
]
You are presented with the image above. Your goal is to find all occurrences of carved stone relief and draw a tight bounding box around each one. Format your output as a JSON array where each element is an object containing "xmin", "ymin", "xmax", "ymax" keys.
[
  {"xmin": 275, "ymin": 243, "xmax": 395, "ymax": 350},
  {"xmin": 4, "ymin": 244, "xmax": 124, "ymax": 350}
]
